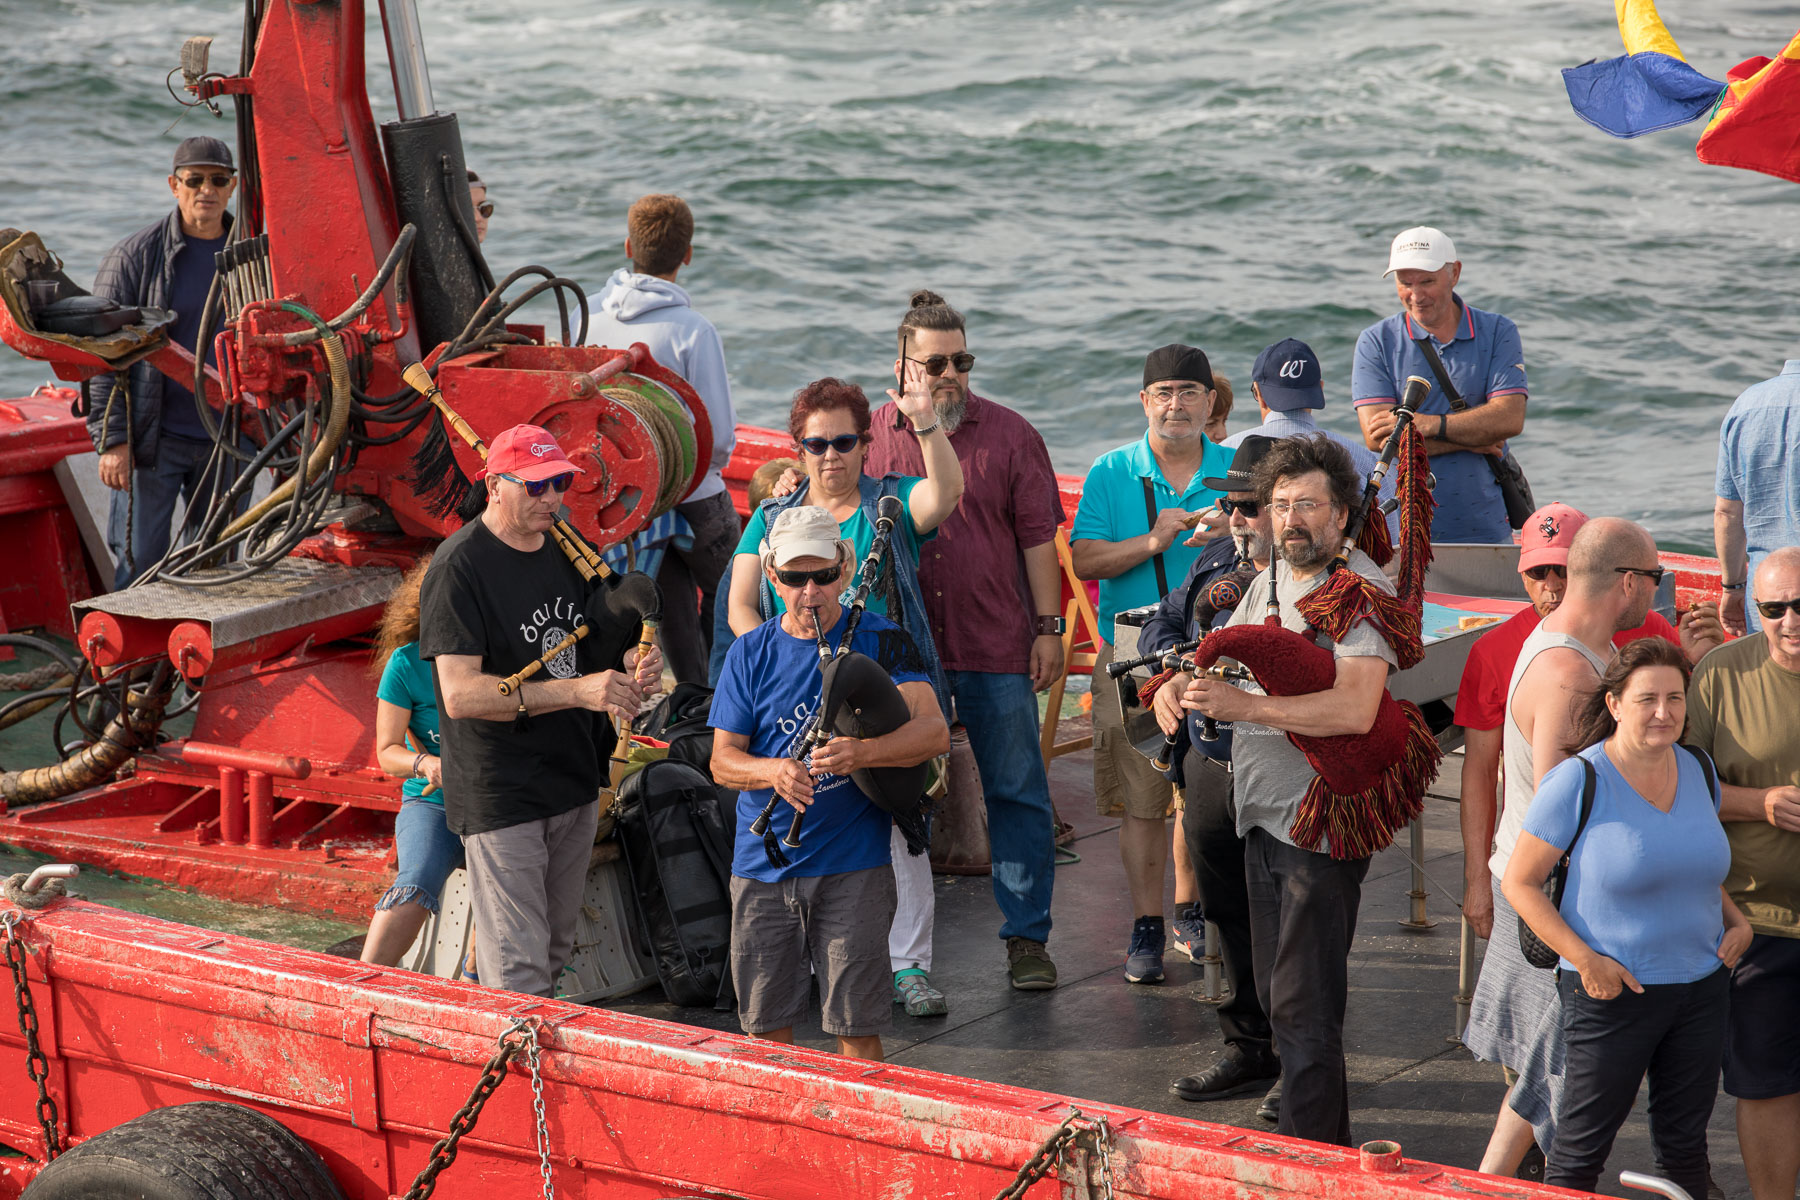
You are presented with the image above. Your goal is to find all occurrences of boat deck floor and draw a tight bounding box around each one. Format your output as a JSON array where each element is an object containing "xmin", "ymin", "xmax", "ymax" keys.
[{"xmin": 0, "ymin": 724, "xmax": 1750, "ymax": 1198}]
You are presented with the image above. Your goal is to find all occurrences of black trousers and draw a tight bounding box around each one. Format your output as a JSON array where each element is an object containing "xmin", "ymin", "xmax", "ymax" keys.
[
  {"xmin": 1245, "ymin": 827, "xmax": 1370, "ymax": 1147},
  {"xmin": 1180, "ymin": 752, "xmax": 1272, "ymax": 1060},
  {"xmin": 1546, "ymin": 966, "xmax": 1729, "ymax": 1198},
  {"xmin": 659, "ymin": 491, "xmax": 742, "ymax": 686}
]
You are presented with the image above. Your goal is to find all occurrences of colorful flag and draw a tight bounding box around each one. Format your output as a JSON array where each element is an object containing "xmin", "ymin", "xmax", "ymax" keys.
[
  {"xmin": 1696, "ymin": 30, "xmax": 1800, "ymax": 184},
  {"xmin": 1561, "ymin": 0, "xmax": 1724, "ymax": 137}
]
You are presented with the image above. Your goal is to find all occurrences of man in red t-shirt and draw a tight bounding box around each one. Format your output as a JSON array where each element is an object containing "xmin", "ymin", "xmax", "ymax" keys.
[{"xmin": 1454, "ymin": 502, "xmax": 1723, "ymax": 940}]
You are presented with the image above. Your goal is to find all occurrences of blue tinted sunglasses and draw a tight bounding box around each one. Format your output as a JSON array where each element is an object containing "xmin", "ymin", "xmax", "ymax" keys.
[{"xmin": 499, "ymin": 471, "xmax": 574, "ymax": 497}]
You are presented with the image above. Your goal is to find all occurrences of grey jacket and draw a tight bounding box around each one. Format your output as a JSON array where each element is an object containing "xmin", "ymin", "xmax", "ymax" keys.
[{"xmin": 85, "ymin": 208, "xmax": 231, "ymax": 463}]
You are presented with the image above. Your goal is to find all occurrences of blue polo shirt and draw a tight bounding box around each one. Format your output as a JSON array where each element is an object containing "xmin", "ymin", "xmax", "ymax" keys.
[
  {"xmin": 1351, "ymin": 297, "xmax": 1527, "ymax": 544},
  {"xmin": 1716, "ymin": 360, "xmax": 1800, "ymax": 634},
  {"xmin": 1071, "ymin": 434, "xmax": 1232, "ymax": 642}
]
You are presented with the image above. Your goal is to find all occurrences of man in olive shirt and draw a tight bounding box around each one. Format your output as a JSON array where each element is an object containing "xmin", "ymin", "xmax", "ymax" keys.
[{"xmin": 1685, "ymin": 546, "xmax": 1800, "ymax": 1200}]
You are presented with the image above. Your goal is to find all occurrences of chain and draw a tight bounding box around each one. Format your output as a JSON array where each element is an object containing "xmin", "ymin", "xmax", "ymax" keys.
[
  {"xmin": 520, "ymin": 1022, "xmax": 557, "ymax": 1200},
  {"xmin": 400, "ymin": 1020, "xmax": 530, "ymax": 1200},
  {"xmin": 1089, "ymin": 1114, "xmax": 1117, "ymax": 1200},
  {"xmin": 3, "ymin": 911, "xmax": 60, "ymax": 1161},
  {"xmin": 992, "ymin": 1108, "xmax": 1082, "ymax": 1200}
]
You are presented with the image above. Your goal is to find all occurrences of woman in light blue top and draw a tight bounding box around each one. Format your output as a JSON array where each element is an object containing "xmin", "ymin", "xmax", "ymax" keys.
[
  {"xmin": 1504, "ymin": 637, "xmax": 1751, "ymax": 1198},
  {"xmin": 360, "ymin": 555, "xmax": 469, "ymax": 968}
]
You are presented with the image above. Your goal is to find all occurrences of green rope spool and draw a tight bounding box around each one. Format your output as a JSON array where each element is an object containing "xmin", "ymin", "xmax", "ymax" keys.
[{"xmin": 601, "ymin": 378, "xmax": 696, "ymax": 517}]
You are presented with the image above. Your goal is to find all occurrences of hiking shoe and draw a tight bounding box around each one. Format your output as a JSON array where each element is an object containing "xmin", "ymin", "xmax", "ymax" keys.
[
  {"xmin": 1125, "ymin": 916, "xmax": 1165, "ymax": 984},
  {"xmin": 1257, "ymin": 1081, "xmax": 1281, "ymax": 1124},
  {"xmin": 1170, "ymin": 1053, "xmax": 1281, "ymax": 1102},
  {"xmin": 893, "ymin": 970, "xmax": 949, "ymax": 1017},
  {"xmin": 1170, "ymin": 902, "xmax": 1206, "ymax": 963},
  {"xmin": 1006, "ymin": 937, "xmax": 1058, "ymax": 990}
]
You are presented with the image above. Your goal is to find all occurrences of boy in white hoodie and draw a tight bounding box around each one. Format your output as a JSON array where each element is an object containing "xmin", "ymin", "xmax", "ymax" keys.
[{"xmin": 586, "ymin": 194, "xmax": 741, "ymax": 684}]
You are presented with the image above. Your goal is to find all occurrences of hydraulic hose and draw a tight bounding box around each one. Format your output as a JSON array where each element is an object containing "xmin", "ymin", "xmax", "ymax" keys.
[{"xmin": 0, "ymin": 666, "xmax": 173, "ymax": 805}]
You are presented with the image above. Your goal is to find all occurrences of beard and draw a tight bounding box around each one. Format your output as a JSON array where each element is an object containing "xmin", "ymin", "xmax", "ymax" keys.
[
  {"xmin": 1278, "ymin": 527, "xmax": 1334, "ymax": 571},
  {"xmin": 932, "ymin": 380, "xmax": 969, "ymax": 435}
]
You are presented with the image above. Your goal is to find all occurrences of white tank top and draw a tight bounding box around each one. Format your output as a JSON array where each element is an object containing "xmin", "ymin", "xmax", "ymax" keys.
[{"xmin": 1488, "ymin": 624, "xmax": 1612, "ymax": 878}]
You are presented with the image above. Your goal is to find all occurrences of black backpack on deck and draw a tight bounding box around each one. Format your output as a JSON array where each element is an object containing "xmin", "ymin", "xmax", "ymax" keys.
[{"xmin": 614, "ymin": 758, "xmax": 736, "ymax": 1008}]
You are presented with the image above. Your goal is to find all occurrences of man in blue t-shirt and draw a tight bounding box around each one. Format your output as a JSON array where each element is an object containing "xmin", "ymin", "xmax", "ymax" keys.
[
  {"xmin": 87, "ymin": 136, "xmax": 243, "ymax": 587},
  {"xmin": 711, "ymin": 506, "xmax": 949, "ymax": 1060},
  {"xmin": 1351, "ymin": 226, "xmax": 1529, "ymax": 544}
]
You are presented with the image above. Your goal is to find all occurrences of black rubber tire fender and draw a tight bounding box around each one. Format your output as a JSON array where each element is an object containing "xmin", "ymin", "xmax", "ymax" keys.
[{"xmin": 22, "ymin": 1101, "xmax": 346, "ymax": 1200}]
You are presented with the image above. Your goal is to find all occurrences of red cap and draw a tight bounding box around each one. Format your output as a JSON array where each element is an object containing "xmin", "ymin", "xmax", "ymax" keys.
[
  {"xmin": 477, "ymin": 424, "xmax": 584, "ymax": 483},
  {"xmin": 1518, "ymin": 502, "xmax": 1587, "ymax": 572}
]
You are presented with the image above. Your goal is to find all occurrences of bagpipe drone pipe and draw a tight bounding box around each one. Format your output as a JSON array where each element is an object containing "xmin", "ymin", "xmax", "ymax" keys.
[
  {"xmin": 1187, "ymin": 376, "xmax": 1444, "ymax": 860},
  {"xmin": 749, "ymin": 496, "xmax": 929, "ymax": 868}
]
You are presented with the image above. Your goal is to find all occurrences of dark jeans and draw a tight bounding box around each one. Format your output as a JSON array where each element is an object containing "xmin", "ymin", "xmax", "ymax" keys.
[
  {"xmin": 105, "ymin": 432, "xmax": 241, "ymax": 589},
  {"xmin": 1180, "ymin": 752, "xmax": 1271, "ymax": 1060},
  {"xmin": 1245, "ymin": 827, "xmax": 1369, "ymax": 1146},
  {"xmin": 660, "ymin": 490, "xmax": 740, "ymax": 685},
  {"xmin": 1546, "ymin": 966, "xmax": 1729, "ymax": 1199}
]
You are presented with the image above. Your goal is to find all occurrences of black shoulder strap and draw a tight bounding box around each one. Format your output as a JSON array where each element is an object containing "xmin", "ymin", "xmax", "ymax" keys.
[
  {"xmin": 1141, "ymin": 477, "xmax": 1169, "ymax": 596},
  {"xmin": 1680, "ymin": 743, "xmax": 1720, "ymax": 808},
  {"xmin": 1550, "ymin": 757, "xmax": 1598, "ymax": 911},
  {"xmin": 1411, "ymin": 334, "xmax": 1470, "ymax": 413}
]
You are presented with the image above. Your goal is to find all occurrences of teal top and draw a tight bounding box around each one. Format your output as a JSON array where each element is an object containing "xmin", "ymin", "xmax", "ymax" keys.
[
  {"xmin": 733, "ymin": 476, "xmax": 931, "ymax": 617},
  {"xmin": 1071, "ymin": 434, "xmax": 1232, "ymax": 641},
  {"xmin": 376, "ymin": 642, "xmax": 442, "ymax": 804}
]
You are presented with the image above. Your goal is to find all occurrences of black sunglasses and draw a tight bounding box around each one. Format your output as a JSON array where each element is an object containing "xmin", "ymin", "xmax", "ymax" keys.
[
  {"xmin": 1755, "ymin": 597, "xmax": 1800, "ymax": 621},
  {"xmin": 178, "ymin": 173, "xmax": 234, "ymax": 189},
  {"xmin": 1218, "ymin": 497, "xmax": 1259, "ymax": 517},
  {"xmin": 499, "ymin": 471, "xmax": 574, "ymax": 498},
  {"xmin": 799, "ymin": 434, "xmax": 862, "ymax": 456},
  {"xmin": 904, "ymin": 352, "xmax": 976, "ymax": 377},
  {"xmin": 774, "ymin": 564, "xmax": 844, "ymax": 588},
  {"xmin": 1523, "ymin": 564, "xmax": 1567, "ymax": 582},
  {"xmin": 476, "ymin": 200, "xmax": 495, "ymax": 219},
  {"xmin": 1616, "ymin": 566, "xmax": 1666, "ymax": 586}
]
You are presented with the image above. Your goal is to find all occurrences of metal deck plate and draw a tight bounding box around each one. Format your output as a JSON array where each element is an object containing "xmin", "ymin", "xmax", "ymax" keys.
[{"xmin": 73, "ymin": 558, "xmax": 401, "ymax": 646}]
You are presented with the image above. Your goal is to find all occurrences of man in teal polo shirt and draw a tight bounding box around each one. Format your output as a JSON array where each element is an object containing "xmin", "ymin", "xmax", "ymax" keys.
[
  {"xmin": 1072, "ymin": 344, "xmax": 1232, "ymax": 983},
  {"xmin": 1351, "ymin": 226, "xmax": 1529, "ymax": 544}
]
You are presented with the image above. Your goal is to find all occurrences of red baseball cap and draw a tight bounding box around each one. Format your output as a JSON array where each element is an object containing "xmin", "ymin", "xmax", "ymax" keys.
[
  {"xmin": 1518, "ymin": 502, "xmax": 1588, "ymax": 572},
  {"xmin": 477, "ymin": 424, "xmax": 584, "ymax": 483}
]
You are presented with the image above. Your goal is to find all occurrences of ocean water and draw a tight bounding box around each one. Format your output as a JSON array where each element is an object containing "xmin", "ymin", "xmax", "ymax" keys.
[{"xmin": 3, "ymin": 0, "xmax": 1796, "ymax": 553}]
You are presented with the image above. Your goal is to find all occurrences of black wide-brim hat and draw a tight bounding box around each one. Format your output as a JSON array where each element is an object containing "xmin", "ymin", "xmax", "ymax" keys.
[{"xmin": 1201, "ymin": 433, "xmax": 1278, "ymax": 493}]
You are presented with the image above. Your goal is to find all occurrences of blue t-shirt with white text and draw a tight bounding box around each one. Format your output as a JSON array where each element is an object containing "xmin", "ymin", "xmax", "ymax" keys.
[{"xmin": 376, "ymin": 642, "xmax": 442, "ymax": 804}]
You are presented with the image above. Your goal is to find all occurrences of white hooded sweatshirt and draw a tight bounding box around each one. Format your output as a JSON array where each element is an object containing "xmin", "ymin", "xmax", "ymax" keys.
[{"xmin": 585, "ymin": 268, "xmax": 737, "ymax": 501}]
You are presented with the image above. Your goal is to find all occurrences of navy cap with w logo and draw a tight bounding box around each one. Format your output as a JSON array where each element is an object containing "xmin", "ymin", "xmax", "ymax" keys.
[{"xmin": 1250, "ymin": 337, "xmax": 1324, "ymax": 411}]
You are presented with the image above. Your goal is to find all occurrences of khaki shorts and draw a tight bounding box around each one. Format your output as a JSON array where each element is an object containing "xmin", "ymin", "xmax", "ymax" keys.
[
  {"xmin": 1091, "ymin": 641, "xmax": 1177, "ymax": 820},
  {"xmin": 729, "ymin": 866, "xmax": 896, "ymax": 1038}
]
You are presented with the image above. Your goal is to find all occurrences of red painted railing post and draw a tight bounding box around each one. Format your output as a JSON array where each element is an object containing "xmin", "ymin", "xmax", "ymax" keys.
[
  {"xmin": 218, "ymin": 766, "xmax": 245, "ymax": 846},
  {"xmin": 247, "ymin": 771, "xmax": 274, "ymax": 850}
]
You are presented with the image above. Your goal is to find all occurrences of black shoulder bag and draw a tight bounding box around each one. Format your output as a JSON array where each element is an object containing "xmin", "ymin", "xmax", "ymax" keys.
[
  {"xmin": 1412, "ymin": 335, "xmax": 1536, "ymax": 530},
  {"xmin": 1518, "ymin": 757, "xmax": 1596, "ymax": 969}
]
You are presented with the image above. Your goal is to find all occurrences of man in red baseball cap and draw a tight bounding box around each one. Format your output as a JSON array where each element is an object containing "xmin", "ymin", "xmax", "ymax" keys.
[
  {"xmin": 1453, "ymin": 501, "xmax": 1721, "ymax": 1179},
  {"xmin": 418, "ymin": 423, "xmax": 660, "ymax": 997}
]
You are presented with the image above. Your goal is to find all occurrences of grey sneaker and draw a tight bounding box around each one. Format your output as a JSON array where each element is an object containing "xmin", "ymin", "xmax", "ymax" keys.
[
  {"xmin": 1125, "ymin": 915, "xmax": 1166, "ymax": 984},
  {"xmin": 894, "ymin": 970, "xmax": 949, "ymax": 1017},
  {"xmin": 1006, "ymin": 937, "xmax": 1058, "ymax": 990}
]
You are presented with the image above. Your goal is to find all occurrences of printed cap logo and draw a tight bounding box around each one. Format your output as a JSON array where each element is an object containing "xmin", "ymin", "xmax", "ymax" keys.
[
  {"xmin": 530, "ymin": 442, "xmax": 557, "ymax": 457},
  {"xmin": 1538, "ymin": 514, "xmax": 1560, "ymax": 539},
  {"xmin": 1278, "ymin": 359, "xmax": 1305, "ymax": 379}
]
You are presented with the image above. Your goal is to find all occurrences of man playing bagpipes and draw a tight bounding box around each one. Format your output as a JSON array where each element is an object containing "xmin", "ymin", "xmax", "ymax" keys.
[
  {"xmin": 711, "ymin": 506, "xmax": 949, "ymax": 1061},
  {"xmin": 1178, "ymin": 423, "xmax": 1442, "ymax": 1148}
]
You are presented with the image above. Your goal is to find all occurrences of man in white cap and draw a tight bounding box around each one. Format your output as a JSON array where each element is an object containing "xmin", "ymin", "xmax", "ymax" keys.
[
  {"xmin": 711, "ymin": 505, "xmax": 949, "ymax": 1060},
  {"xmin": 1350, "ymin": 227, "xmax": 1529, "ymax": 544}
]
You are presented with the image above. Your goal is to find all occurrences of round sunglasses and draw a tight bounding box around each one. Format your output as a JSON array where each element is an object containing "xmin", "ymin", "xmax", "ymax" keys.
[
  {"xmin": 499, "ymin": 471, "xmax": 574, "ymax": 497},
  {"xmin": 774, "ymin": 564, "xmax": 844, "ymax": 588},
  {"xmin": 799, "ymin": 434, "xmax": 863, "ymax": 457}
]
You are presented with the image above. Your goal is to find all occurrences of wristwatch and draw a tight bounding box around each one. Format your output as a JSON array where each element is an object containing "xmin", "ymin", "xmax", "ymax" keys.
[{"xmin": 1034, "ymin": 615, "xmax": 1066, "ymax": 636}]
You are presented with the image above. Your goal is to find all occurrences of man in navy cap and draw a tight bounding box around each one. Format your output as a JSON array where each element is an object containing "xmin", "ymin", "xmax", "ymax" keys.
[{"xmin": 86, "ymin": 135, "xmax": 241, "ymax": 588}]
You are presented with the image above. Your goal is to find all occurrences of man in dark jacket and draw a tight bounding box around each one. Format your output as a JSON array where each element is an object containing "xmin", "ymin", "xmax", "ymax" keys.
[{"xmin": 88, "ymin": 136, "xmax": 238, "ymax": 588}]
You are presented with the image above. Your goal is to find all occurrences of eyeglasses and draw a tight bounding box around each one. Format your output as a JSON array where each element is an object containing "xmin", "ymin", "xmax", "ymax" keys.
[
  {"xmin": 1523, "ymin": 564, "xmax": 1567, "ymax": 582},
  {"xmin": 1218, "ymin": 497, "xmax": 1260, "ymax": 517},
  {"xmin": 476, "ymin": 200, "xmax": 495, "ymax": 219},
  {"xmin": 498, "ymin": 472, "xmax": 574, "ymax": 497},
  {"xmin": 799, "ymin": 434, "xmax": 862, "ymax": 457},
  {"xmin": 1754, "ymin": 597, "xmax": 1800, "ymax": 620},
  {"xmin": 1616, "ymin": 566, "xmax": 1667, "ymax": 586},
  {"xmin": 904, "ymin": 352, "xmax": 975, "ymax": 377},
  {"xmin": 177, "ymin": 173, "xmax": 234, "ymax": 189},
  {"xmin": 1146, "ymin": 386, "xmax": 1206, "ymax": 406},
  {"xmin": 1269, "ymin": 499, "xmax": 1326, "ymax": 519},
  {"xmin": 774, "ymin": 564, "xmax": 844, "ymax": 588}
]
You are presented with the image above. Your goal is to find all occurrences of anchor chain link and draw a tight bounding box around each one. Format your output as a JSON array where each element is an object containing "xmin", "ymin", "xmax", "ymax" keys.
[
  {"xmin": 992, "ymin": 1106, "xmax": 1119, "ymax": 1200},
  {"xmin": 3, "ymin": 910, "xmax": 60, "ymax": 1161},
  {"xmin": 520, "ymin": 1021, "xmax": 557, "ymax": 1200},
  {"xmin": 401, "ymin": 1018, "xmax": 537, "ymax": 1200}
]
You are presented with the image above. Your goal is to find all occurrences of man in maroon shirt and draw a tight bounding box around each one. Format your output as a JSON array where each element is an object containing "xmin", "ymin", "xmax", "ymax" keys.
[{"xmin": 865, "ymin": 290, "xmax": 1067, "ymax": 989}]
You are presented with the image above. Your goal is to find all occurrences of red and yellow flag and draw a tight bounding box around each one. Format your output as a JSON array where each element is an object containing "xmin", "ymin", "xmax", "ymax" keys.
[{"xmin": 1696, "ymin": 29, "xmax": 1800, "ymax": 184}]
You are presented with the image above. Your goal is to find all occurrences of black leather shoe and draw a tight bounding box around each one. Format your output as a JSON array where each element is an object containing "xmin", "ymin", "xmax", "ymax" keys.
[
  {"xmin": 1170, "ymin": 1055, "xmax": 1281, "ymax": 1102},
  {"xmin": 1256, "ymin": 1081, "xmax": 1281, "ymax": 1124}
]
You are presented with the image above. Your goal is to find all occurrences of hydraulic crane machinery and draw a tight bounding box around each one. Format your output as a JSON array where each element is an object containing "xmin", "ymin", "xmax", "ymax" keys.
[{"xmin": 0, "ymin": 0, "xmax": 712, "ymax": 918}]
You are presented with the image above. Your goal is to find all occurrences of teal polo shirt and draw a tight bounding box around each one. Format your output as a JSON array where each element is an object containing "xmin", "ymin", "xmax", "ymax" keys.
[{"xmin": 1072, "ymin": 434, "xmax": 1232, "ymax": 643}]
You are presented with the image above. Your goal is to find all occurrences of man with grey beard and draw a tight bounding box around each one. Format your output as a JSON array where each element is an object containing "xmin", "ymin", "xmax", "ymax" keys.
[{"xmin": 1181, "ymin": 433, "xmax": 1397, "ymax": 1147}]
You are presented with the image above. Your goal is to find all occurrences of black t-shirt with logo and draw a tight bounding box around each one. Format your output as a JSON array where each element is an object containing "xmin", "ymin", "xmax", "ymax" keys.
[{"xmin": 418, "ymin": 517, "xmax": 612, "ymax": 836}]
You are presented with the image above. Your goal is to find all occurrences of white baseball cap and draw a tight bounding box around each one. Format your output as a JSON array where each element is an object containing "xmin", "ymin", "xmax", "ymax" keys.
[
  {"xmin": 1384, "ymin": 227, "xmax": 1458, "ymax": 277},
  {"xmin": 764, "ymin": 506, "xmax": 849, "ymax": 567}
]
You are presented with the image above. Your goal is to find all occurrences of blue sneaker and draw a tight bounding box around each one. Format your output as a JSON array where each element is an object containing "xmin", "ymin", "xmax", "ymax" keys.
[
  {"xmin": 1171, "ymin": 902, "xmax": 1206, "ymax": 963},
  {"xmin": 1125, "ymin": 915, "xmax": 1165, "ymax": 984}
]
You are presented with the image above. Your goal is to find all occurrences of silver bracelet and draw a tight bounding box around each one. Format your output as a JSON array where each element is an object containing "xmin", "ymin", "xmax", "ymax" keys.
[{"xmin": 910, "ymin": 419, "xmax": 941, "ymax": 437}]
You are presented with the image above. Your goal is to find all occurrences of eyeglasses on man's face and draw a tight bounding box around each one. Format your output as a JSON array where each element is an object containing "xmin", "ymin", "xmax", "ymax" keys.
[
  {"xmin": 1616, "ymin": 566, "xmax": 1666, "ymax": 587},
  {"xmin": 1218, "ymin": 497, "xmax": 1260, "ymax": 518},
  {"xmin": 1754, "ymin": 597, "xmax": 1800, "ymax": 621},
  {"xmin": 774, "ymin": 564, "xmax": 844, "ymax": 588},
  {"xmin": 177, "ymin": 173, "xmax": 234, "ymax": 190},
  {"xmin": 904, "ymin": 352, "xmax": 975, "ymax": 377},
  {"xmin": 1146, "ymin": 386, "xmax": 1207, "ymax": 407},
  {"xmin": 1523, "ymin": 564, "xmax": 1567, "ymax": 582},
  {"xmin": 1269, "ymin": 499, "xmax": 1327, "ymax": 519},
  {"xmin": 499, "ymin": 472, "xmax": 574, "ymax": 498}
]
